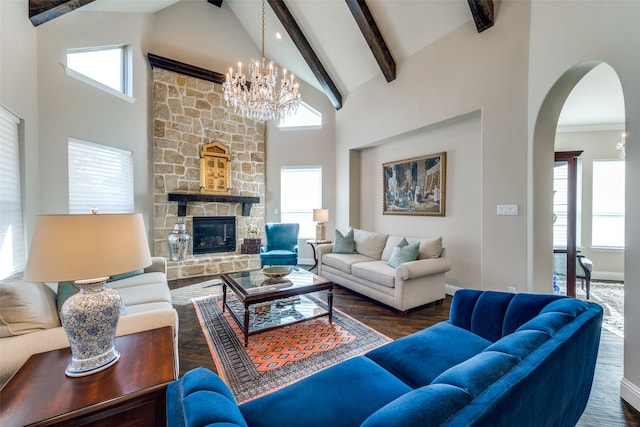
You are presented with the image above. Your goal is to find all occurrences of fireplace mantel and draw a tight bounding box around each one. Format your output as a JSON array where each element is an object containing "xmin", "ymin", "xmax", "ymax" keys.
[{"xmin": 168, "ymin": 193, "xmax": 260, "ymax": 217}]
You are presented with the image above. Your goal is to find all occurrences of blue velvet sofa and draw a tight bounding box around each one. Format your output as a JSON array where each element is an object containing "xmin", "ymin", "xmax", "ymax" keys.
[{"xmin": 167, "ymin": 289, "xmax": 603, "ymax": 427}]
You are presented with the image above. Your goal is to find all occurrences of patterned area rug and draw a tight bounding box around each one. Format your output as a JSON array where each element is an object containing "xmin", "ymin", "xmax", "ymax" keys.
[{"xmin": 193, "ymin": 294, "xmax": 391, "ymax": 404}]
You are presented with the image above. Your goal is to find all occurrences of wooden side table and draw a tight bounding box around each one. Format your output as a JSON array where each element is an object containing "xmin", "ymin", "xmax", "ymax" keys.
[
  {"xmin": 306, "ymin": 239, "xmax": 332, "ymax": 271},
  {"xmin": 0, "ymin": 326, "xmax": 176, "ymax": 427}
]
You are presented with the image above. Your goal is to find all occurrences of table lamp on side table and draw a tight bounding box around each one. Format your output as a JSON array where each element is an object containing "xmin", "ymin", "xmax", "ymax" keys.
[
  {"xmin": 24, "ymin": 212, "xmax": 152, "ymax": 377},
  {"xmin": 313, "ymin": 209, "xmax": 329, "ymax": 241}
]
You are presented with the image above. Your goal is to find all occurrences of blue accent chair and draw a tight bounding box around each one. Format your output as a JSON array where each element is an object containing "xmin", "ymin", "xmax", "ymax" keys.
[{"xmin": 259, "ymin": 223, "xmax": 299, "ymax": 267}]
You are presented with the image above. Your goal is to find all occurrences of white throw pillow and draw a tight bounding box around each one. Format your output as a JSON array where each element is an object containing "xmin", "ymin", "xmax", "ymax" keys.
[{"xmin": 0, "ymin": 278, "xmax": 61, "ymax": 337}]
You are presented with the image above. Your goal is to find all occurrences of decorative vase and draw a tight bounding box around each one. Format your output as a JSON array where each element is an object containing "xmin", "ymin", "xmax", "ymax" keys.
[
  {"xmin": 168, "ymin": 219, "xmax": 191, "ymax": 261},
  {"xmin": 60, "ymin": 279, "xmax": 121, "ymax": 377}
]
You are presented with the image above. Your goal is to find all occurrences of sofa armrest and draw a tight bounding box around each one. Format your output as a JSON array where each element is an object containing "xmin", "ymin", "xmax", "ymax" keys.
[
  {"xmin": 317, "ymin": 243, "xmax": 334, "ymax": 257},
  {"xmin": 395, "ymin": 257, "xmax": 452, "ymax": 281},
  {"xmin": 144, "ymin": 257, "xmax": 167, "ymax": 274}
]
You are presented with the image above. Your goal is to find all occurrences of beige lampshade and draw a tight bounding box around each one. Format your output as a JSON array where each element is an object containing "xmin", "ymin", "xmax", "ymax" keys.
[
  {"xmin": 24, "ymin": 213, "xmax": 152, "ymax": 282},
  {"xmin": 313, "ymin": 209, "xmax": 329, "ymax": 223}
]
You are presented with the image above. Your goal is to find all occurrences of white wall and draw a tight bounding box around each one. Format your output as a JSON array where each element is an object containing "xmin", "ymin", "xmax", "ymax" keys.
[
  {"xmin": 336, "ymin": 0, "xmax": 530, "ymax": 292},
  {"xmin": 35, "ymin": 11, "xmax": 154, "ymax": 234},
  {"xmin": 358, "ymin": 111, "xmax": 481, "ymax": 288},
  {"xmin": 555, "ymin": 129, "xmax": 625, "ymax": 280},
  {"xmin": 0, "ymin": 0, "xmax": 40, "ymax": 244}
]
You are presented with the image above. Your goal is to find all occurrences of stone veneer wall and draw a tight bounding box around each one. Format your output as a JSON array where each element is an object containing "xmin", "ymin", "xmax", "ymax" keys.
[{"xmin": 152, "ymin": 68, "xmax": 265, "ymax": 280}]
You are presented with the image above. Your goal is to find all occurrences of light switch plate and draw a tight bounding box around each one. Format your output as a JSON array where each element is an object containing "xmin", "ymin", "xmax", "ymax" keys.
[{"xmin": 497, "ymin": 204, "xmax": 518, "ymax": 216}]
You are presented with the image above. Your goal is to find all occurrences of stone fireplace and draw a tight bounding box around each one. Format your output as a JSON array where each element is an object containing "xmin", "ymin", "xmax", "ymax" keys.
[{"xmin": 151, "ymin": 60, "xmax": 265, "ymax": 280}]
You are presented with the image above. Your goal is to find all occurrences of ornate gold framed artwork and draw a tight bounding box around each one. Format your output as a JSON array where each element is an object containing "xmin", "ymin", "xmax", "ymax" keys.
[
  {"xmin": 382, "ymin": 152, "xmax": 446, "ymax": 216},
  {"xmin": 200, "ymin": 142, "xmax": 231, "ymax": 195}
]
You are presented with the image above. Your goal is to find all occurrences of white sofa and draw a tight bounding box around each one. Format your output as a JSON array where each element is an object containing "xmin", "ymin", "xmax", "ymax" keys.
[
  {"xmin": 317, "ymin": 229, "xmax": 452, "ymax": 313},
  {"xmin": 0, "ymin": 257, "xmax": 178, "ymax": 387}
]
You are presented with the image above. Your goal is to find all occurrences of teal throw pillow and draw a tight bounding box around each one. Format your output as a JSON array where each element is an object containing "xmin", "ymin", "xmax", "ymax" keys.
[
  {"xmin": 333, "ymin": 229, "xmax": 356, "ymax": 254},
  {"xmin": 387, "ymin": 241, "xmax": 420, "ymax": 268},
  {"xmin": 56, "ymin": 281, "xmax": 79, "ymax": 314},
  {"xmin": 107, "ymin": 269, "xmax": 144, "ymax": 282}
]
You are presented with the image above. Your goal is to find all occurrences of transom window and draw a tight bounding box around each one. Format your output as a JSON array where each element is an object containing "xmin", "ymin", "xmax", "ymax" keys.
[
  {"xmin": 278, "ymin": 102, "xmax": 322, "ymax": 129},
  {"xmin": 66, "ymin": 45, "xmax": 132, "ymax": 99}
]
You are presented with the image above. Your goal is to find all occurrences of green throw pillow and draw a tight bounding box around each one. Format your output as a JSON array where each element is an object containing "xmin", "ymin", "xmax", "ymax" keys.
[
  {"xmin": 387, "ymin": 240, "xmax": 420, "ymax": 268},
  {"xmin": 333, "ymin": 229, "xmax": 356, "ymax": 254}
]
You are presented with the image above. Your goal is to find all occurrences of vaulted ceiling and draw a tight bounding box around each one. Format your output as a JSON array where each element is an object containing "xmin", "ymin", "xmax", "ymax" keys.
[{"xmin": 29, "ymin": 0, "xmax": 624, "ymax": 128}]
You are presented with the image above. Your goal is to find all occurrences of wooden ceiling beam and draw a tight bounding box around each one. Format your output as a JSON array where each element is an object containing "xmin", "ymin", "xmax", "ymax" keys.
[
  {"xmin": 345, "ymin": 0, "xmax": 396, "ymax": 83},
  {"xmin": 267, "ymin": 0, "xmax": 343, "ymax": 110},
  {"xmin": 467, "ymin": 0, "xmax": 495, "ymax": 33},
  {"xmin": 29, "ymin": 0, "xmax": 95, "ymax": 26}
]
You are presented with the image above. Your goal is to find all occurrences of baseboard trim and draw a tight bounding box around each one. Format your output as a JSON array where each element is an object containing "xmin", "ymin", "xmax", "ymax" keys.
[
  {"xmin": 593, "ymin": 271, "xmax": 625, "ymax": 282},
  {"xmin": 445, "ymin": 284, "xmax": 461, "ymax": 296},
  {"xmin": 621, "ymin": 377, "xmax": 640, "ymax": 413}
]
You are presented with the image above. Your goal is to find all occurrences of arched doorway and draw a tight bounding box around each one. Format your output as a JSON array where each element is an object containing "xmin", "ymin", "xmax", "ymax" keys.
[{"xmin": 531, "ymin": 61, "xmax": 625, "ymax": 327}]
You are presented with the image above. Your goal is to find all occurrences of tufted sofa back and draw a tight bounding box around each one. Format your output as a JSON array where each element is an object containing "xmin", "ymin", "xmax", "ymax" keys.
[{"xmin": 448, "ymin": 289, "xmax": 564, "ymax": 342}]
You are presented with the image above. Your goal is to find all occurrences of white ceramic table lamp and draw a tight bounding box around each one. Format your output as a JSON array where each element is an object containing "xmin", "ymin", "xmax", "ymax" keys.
[
  {"xmin": 313, "ymin": 209, "xmax": 329, "ymax": 241},
  {"xmin": 24, "ymin": 213, "xmax": 151, "ymax": 377}
]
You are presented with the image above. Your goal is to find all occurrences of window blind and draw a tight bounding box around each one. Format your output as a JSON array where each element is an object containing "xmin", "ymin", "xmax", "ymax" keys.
[
  {"xmin": 68, "ymin": 138, "xmax": 134, "ymax": 214},
  {"xmin": 0, "ymin": 106, "xmax": 25, "ymax": 278}
]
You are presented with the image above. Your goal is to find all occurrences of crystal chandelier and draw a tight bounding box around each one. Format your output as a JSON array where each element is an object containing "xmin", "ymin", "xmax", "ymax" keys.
[
  {"xmin": 616, "ymin": 132, "xmax": 626, "ymax": 159},
  {"xmin": 223, "ymin": 0, "xmax": 301, "ymax": 121}
]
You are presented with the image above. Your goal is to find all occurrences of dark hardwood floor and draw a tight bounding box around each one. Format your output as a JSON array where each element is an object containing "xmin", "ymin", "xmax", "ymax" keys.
[{"xmin": 169, "ymin": 276, "xmax": 640, "ymax": 426}]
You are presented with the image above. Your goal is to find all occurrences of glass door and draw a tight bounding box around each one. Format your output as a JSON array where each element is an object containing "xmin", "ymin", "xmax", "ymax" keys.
[{"xmin": 553, "ymin": 151, "xmax": 582, "ymax": 297}]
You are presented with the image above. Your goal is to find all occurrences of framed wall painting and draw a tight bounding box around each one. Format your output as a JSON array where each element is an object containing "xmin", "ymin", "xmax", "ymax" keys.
[{"xmin": 383, "ymin": 152, "xmax": 446, "ymax": 216}]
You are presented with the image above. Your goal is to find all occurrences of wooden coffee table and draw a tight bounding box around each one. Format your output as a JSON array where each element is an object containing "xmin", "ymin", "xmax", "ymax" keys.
[
  {"xmin": 0, "ymin": 327, "xmax": 176, "ymax": 427},
  {"xmin": 221, "ymin": 267, "xmax": 334, "ymax": 346}
]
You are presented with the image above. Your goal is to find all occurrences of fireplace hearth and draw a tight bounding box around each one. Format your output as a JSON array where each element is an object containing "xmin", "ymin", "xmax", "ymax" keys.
[{"xmin": 193, "ymin": 216, "xmax": 236, "ymax": 255}]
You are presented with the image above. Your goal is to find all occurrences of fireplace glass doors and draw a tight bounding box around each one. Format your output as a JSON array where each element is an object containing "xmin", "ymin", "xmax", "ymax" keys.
[{"xmin": 192, "ymin": 216, "xmax": 236, "ymax": 255}]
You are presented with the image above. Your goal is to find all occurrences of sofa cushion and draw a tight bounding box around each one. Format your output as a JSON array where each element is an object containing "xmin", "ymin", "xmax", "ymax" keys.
[
  {"xmin": 107, "ymin": 271, "xmax": 167, "ymax": 290},
  {"xmin": 353, "ymin": 229, "xmax": 389, "ymax": 259},
  {"xmin": 361, "ymin": 384, "xmax": 472, "ymax": 427},
  {"xmin": 116, "ymin": 282, "xmax": 172, "ymax": 307},
  {"xmin": 432, "ymin": 350, "xmax": 520, "ymax": 398},
  {"xmin": 333, "ymin": 228, "xmax": 356, "ymax": 253},
  {"xmin": 322, "ymin": 252, "xmax": 375, "ymax": 274},
  {"xmin": 387, "ymin": 240, "xmax": 419, "ymax": 268},
  {"xmin": 178, "ymin": 367, "xmax": 248, "ymax": 427},
  {"xmin": 240, "ymin": 356, "xmax": 412, "ymax": 427},
  {"xmin": 382, "ymin": 235, "xmax": 442, "ymax": 261},
  {"xmin": 365, "ymin": 322, "xmax": 492, "ymax": 388},
  {"xmin": 107, "ymin": 269, "xmax": 144, "ymax": 282},
  {"xmin": 484, "ymin": 330, "xmax": 550, "ymax": 361},
  {"xmin": 352, "ymin": 261, "xmax": 397, "ymax": 288},
  {"xmin": 0, "ymin": 278, "xmax": 61, "ymax": 337}
]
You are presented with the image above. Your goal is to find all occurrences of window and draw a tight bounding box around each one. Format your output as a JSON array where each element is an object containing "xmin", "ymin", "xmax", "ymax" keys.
[
  {"xmin": 281, "ymin": 167, "xmax": 322, "ymax": 238},
  {"xmin": 278, "ymin": 102, "xmax": 322, "ymax": 129},
  {"xmin": 0, "ymin": 106, "xmax": 25, "ymax": 279},
  {"xmin": 592, "ymin": 160, "xmax": 625, "ymax": 248},
  {"xmin": 68, "ymin": 138, "xmax": 134, "ymax": 214},
  {"xmin": 66, "ymin": 45, "xmax": 132, "ymax": 100}
]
